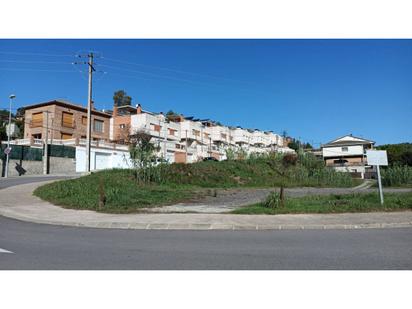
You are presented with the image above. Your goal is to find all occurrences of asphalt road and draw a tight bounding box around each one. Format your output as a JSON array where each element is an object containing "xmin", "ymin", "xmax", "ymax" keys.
[
  {"xmin": 0, "ymin": 216, "xmax": 411, "ymax": 270},
  {"xmin": 0, "ymin": 175, "xmax": 74, "ymax": 190},
  {"xmin": 0, "ymin": 175, "xmax": 79, "ymax": 189}
]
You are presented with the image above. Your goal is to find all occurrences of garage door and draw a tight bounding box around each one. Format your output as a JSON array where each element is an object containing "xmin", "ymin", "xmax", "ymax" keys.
[
  {"xmin": 175, "ymin": 152, "xmax": 187, "ymax": 163},
  {"xmin": 95, "ymin": 152, "xmax": 111, "ymax": 170}
]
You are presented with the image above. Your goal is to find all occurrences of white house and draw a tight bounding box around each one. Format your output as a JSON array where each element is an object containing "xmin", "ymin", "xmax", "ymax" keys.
[{"xmin": 321, "ymin": 134, "xmax": 375, "ymax": 178}]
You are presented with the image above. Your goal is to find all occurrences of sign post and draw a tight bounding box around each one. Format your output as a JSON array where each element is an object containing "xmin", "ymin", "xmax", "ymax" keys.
[{"xmin": 366, "ymin": 150, "xmax": 388, "ymax": 205}]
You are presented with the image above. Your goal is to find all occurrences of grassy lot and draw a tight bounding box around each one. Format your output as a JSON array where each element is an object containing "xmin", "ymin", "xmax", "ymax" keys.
[
  {"xmin": 160, "ymin": 158, "xmax": 359, "ymax": 188},
  {"xmin": 34, "ymin": 170, "xmax": 202, "ymax": 213},
  {"xmin": 34, "ymin": 156, "xmax": 361, "ymax": 213},
  {"xmin": 231, "ymin": 192, "xmax": 412, "ymax": 215}
]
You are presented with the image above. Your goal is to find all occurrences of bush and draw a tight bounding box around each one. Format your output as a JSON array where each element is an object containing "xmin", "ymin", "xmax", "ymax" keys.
[{"xmin": 263, "ymin": 192, "xmax": 281, "ymax": 208}]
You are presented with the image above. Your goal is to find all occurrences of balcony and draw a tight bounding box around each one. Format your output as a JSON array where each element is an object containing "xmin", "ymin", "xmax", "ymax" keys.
[{"xmin": 326, "ymin": 162, "xmax": 365, "ymax": 167}]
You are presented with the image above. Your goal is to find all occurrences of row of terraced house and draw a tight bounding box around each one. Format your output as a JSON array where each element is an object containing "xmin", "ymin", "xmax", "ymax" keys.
[
  {"xmin": 4, "ymin": 99, "xmax": 293, "ymax": 174},
  {"xmin": 110, "ymin": 102, "xmax": 293, "ymax": 163}
]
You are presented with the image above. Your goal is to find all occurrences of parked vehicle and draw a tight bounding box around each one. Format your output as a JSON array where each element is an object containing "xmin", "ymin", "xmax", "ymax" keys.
[{"xmin": 203, "ymin": 157, "xmax": 218, "ymax": 162}]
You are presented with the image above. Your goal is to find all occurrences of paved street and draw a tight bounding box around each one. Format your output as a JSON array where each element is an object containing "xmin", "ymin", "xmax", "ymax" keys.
[
  {"xmin": 0, "ymin": 216, "xmax": 411, "ymax": 270},
  {"xmin": 0, "ymin": 175, "xmax": 74, "ymax": 190}
]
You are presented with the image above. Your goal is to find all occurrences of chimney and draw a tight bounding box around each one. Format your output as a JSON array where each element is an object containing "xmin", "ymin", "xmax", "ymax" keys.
[
  {"xmin": 136, "ymin": 103, "xmax": 142, "ymax": 114},
  {"xmin": 113, "ymin": 102, "xmax": 118, "ymax": 117}
]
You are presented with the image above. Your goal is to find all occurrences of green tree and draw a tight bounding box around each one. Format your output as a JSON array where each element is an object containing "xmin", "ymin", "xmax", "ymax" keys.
[
  {"xmin": 225, "ymin": 147, "xmax": 236, "ymax": 161},
  {"xmin": 113, "ymin": 90, "xmax": 132, "ymax": 107},
  {"xmin": 0, "ymin": 109, "xmax": 15, "ymax": 140},
  {"xmin": 267, "ymin": 153, "xmax": 298, "ymax": 207},
  {"xmin": 166, "ymin": 110, "xmax": 180, "ymax": 121},
  {"xmin": 288, "ymin": 139, "xmax": 299, "ymax": 151},
  {"xmin": 377, "ymin": 143, "xmax": 412, "ymax": 166},
  {"xmin": 128, "ymin": 131, "xmax": 161, "ymax": 184},
  {"xmin": 304, "ymin": 142, "xmax": 313, "ymax": 149}
]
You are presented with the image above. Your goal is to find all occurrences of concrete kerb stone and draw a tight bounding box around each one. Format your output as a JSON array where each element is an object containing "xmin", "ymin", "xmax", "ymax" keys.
[{"xmin": 1, "ymin": 180, "xmax": 412, "ymax": 231}]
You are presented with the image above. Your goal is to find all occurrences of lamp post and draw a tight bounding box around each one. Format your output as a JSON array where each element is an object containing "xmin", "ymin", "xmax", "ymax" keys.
[{"xmin": 5, "ymin": 94, "xmax": 16, "ymax": 178}]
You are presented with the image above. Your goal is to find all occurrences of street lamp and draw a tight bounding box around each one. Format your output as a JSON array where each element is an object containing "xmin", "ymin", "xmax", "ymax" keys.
[{"xmin": 4, "ymin": 94, "xmax": 16, "ymax": 178}]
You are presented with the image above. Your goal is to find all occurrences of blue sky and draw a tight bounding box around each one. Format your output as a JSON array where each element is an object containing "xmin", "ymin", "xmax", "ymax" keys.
[{"xmin": 0, "ymin": 39, "xmax": 411, "ymax": 146}]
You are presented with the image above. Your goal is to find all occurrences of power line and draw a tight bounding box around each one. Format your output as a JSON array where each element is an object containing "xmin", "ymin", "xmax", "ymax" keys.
[
  {"xmin": 99, "ymin": 64, "xmax": 220, "ymax": 86},
  {"xmin": 0, "ymin": 67, "xmax": 77, "ymax": 73},
  {"xmin": 102, "ymin": 56, "xmax": 254, "ymax": 85},
  {"xmin": 105, "ymin": 71, "xmax": 154, "ymax": 82},
  {"xmin": 0, "ymin": 51, "xmax": 74, "ymax": 57},
  {"xmin": 0, "ymin": 60, "xmax": 72, "ymax": 65}
]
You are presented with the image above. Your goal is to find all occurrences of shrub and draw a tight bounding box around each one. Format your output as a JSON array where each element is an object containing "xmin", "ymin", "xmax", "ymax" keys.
[{"xmin": 263, "ymin": 192, "xmax": 282, "ymax": 208}]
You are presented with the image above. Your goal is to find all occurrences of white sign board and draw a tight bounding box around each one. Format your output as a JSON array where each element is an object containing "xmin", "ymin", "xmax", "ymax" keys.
[
  {"xmin": 366, "ymin": 150, "xmax": 388, "ymax": 166},
  {"xmin": 6, "ymin": 123, "xmax": 20, "ymax": 137},
  {"xmin": 4, "ymin": 147, "xmax": 12, "ymax": 155}
]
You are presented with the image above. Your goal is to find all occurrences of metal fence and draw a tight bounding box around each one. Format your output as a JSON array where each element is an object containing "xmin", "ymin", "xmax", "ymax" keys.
[
  {"xmin": 49, "ymin": 144, "xmax": 75, "ymax": 158},
  {"xmin": 1, "ymin": 143, "xmax": 75, "ymax": 161},
  {"xmin": 1, "ymin": 144, "xmax": 43, "ymax": 161}
]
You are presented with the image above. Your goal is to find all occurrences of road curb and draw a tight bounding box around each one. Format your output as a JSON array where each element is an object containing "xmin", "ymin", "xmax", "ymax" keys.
[
  {"xmin": 1, "ymin": 180, "xmax": 412, "ymax": 231},
  {"xmin": 1, "ymin": 208, "xmax": 412, "ymax": 231}
]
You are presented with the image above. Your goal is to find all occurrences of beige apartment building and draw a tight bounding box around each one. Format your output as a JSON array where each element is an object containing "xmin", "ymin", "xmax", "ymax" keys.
[{"xmin": 23, "ymin": 100, "xmax": 111, "ymax": 141}]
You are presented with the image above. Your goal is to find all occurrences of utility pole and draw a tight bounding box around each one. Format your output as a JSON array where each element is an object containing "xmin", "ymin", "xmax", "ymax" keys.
[
  {"xmin": 86, "ymin": 52, "xmax": 95, "ymax": 173},
  {"xmin": 4, "ymin": 94, "xmax": 15, "ymax": 178},
  {"xmin": 43, "ymin": 111, "xmax": 49, "ymax": 175},
  {"xmin": 185, "ymin": 130, "xmax": 188, "ymax": 162},
  {"xmin": 73, "ymin": 52, "xmax": 99, "ymax": 172}
]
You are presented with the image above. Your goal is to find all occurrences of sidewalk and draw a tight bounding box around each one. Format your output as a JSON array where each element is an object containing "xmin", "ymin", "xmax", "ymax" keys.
[{"xmin": 0, "ymin": 181, "xmax": 412, "ymax": 230}]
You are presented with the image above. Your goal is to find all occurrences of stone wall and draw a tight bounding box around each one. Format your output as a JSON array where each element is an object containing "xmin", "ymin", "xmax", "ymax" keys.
[{"xmin": 2, "ymin": 156, "xmax": 76, "ymax": 177}]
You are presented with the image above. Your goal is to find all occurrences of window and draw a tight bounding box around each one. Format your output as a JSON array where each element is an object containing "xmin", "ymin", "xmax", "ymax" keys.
[
  {"xmin": 333, "ymin": 159, "xmax": 348, "ymax": 164},
  {"xmin": 221, "ymin": 133, "xmax": 227, "ymax": 139},
  {"xmin": 62, "ymin": 112, "xmax": 74, "ymax": 128},
  {"xmin": 61, "ymin": 133, "xmax": 73, "ymax": 140},
  {"xmin": 168, "ymin": 128, "xmax": 176, "ymax": 136},
  {"xmin": 93, "ymin": 119, "xmax": 104, "ymax": 133},
  {"xmin": 31, "ymin": 112, "xmax": 43, "ymax": 127},
  {"xmin": 32, "ymin": 133, "xmax": 42, "ymax": 139},
  {"xmin": 120, "ymin": 124, "xmax": 126, "ymax": 129},
  {"xmin": 341, "ymin": 146, "xmax": 348, "ymax": 152},
  {"xmin": 192, "ymin": 129, "xmax": 200, "ymax": 137},
  {"xmin": 151, "ymin": 123, "xmax": 161, "ymax": 132},
  {"xmin": 82, "ymin": 116, "xmax": 87, "ymax": 125}
]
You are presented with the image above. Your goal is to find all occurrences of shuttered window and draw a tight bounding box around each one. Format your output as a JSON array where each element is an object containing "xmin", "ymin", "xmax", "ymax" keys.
[
  {"xmin": 62, "ymin": 112, "xmax": 74, "ymax": 128},
  {"xmin": 61, "ymin": 133, "xmax": 73, "ymax": 140},
  {"xmin": 31, "ymin": 112, "xmax": 43, "ymax": 127},
  {"xmin": 82, "ymin": 116, "xmax": 87, "ymax": 125}
]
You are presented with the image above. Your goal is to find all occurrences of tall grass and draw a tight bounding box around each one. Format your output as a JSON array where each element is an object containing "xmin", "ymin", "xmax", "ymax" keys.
[
  {"xmin": 154, "ymin": 153, "xmax": 355, "ymax": 188},
  {"xmin": 381, "ymin": 165, "xmax": 412, "ymax": 186}
]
